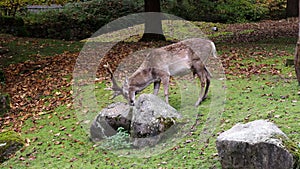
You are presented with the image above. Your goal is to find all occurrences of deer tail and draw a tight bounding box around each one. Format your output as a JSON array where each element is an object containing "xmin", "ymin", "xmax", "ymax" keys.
[
  {"xmin": 210, "ymin": 41, "xmax": 217, "ymax": 58},
  {"xmin": 205, "ymin": 66, "xmax": 213, "ymax": 79},
  {"xmin": 203, "ymin": 67, "xmax": 211, "ymax": 100}
]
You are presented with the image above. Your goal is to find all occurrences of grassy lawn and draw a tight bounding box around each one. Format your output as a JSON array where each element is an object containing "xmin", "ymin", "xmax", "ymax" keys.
[
  {"xmin": 0, "ymin": 34, "xmax": 83, "ymax": 68},
  {"xmin": 0, "ymin": 32, "xmax": 299, "ymax": 168},
  {"xmin": 2, "ymin": 77, "xmax": 299, "ymax": 168}
]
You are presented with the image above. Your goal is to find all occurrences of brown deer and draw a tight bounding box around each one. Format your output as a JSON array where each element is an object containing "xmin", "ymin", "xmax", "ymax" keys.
[{"xmin": 105, "ymin": 38, "xmax": 217, "ymax": 107}]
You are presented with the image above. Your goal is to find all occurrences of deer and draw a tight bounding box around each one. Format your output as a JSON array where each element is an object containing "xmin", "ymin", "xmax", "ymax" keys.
[{"xmin": 105, "ymin": 38, "xmax": 217, "ymax": 107}]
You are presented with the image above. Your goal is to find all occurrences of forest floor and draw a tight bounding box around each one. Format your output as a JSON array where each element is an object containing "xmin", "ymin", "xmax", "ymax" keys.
[{"xmin": 0, "ymin": 18, "xmax": 299, "ymax": 168}]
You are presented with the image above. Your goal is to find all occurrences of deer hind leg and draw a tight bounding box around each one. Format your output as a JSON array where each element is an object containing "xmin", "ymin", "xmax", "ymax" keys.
[
  {"xmin": 194, "ymin": 66, "xmax": 209, "ymax": 107},
  {"xmin": 202, "ymin": 74, "xmax": 210, "ymax": 100},
  {"xmin": 195, "ymin": 75, "xmax": 206, "ymax": 107}
]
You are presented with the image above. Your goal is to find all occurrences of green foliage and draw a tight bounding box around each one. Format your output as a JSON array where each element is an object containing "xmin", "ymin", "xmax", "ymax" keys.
[
  {"xmin": 22, "ymin": 0, "xmax": 143, "ymax": 40},
  {"xmin": 264, "ymin": 0, "xmax": 287, "ymax": 19},
  {"xmin": 1, "ymin": 0, "xmax": 288, "ymax": 39},
  {"xmin": 0, "ymin": 0, "xmax": 143, "ymax": 40},
  {"xmin": 28, "ymin": 0, "xmax": 81, "ymax": 5},
  {"xmin": 0, "ymin": 0, "xmax": 81, "ymax": 16},
  {"xmin": 100, "ymin": 127, "xmax": 132, "ymax": 150},
  {"xmin": 0, "ymin": 0, "xmax": 28, "ymax": 16},
  {"xmin": 0, "ymin": 16, "xmax": 27, "ymax": 36},
  {"xmin": 0, "ymin": 15, "xmax": 23, "ymax": 26},
  {"xmin": 163, "ymin": 0, "xmax": 286, "ymax": 23},
  {"xmin": 164, "ymin": 0, "xmax": 217, "ymax": 21},
  {"xmin": 215, "ymin": 0, "xmax": 268, "ymax": 23}
]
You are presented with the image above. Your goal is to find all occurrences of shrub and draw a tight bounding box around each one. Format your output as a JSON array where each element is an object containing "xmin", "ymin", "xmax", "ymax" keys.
[
  {"xmin": 0, "ymin": 16, "xmax": 27, "ymax": 36},
  {"xmin": 264, "ymin": 0, "xmax": 287, "ymax": 19},
  {"xmin": 0, "ymin": 0, "xmax": 28, "ymax": 16},
  {"xmin": 215, "ymin": 0, "xmax": 268, "ymax": 23},
  {"xmin": 163, "ymin": 0, "xmax": 285, "ymax": 23},
  {"xmin": 23, "ymin": 0, "xmax": 143, "ymax": 40},
  {"xmin": 163, "ymin": 0, "xmax": 217, "ymax": 21}
]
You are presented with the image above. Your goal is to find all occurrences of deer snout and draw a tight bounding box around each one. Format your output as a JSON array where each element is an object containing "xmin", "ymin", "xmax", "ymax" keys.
[{"xmin": 129, "ymin": 100, "xmax": 135, "ymax": 106}]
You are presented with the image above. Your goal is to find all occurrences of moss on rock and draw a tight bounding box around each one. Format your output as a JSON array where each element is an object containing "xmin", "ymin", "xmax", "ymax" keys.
[
  {"xmin": 0, "ymin": 131, "xmax": 24, "ymax": 163},
  {"xmin": 283, "ymin": 139, "xmax": 300, "ymax": 169}
]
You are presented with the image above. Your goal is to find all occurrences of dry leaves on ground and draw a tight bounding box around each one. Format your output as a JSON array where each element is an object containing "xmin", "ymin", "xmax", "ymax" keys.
[{"xmin": 0, "ymin": 18, "xmax": 298, "ymax": 132}]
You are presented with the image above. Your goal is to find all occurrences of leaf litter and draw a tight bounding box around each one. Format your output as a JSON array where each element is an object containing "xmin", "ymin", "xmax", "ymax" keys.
[{"xmin": 0, "ymin": 18, "xmax": 298, "ymax": 139}]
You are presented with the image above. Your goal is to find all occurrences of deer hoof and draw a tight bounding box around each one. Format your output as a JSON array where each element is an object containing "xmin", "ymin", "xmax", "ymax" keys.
[{"xmin": 194, "ymin": 100, "xmax": 202, "ymax": 107}]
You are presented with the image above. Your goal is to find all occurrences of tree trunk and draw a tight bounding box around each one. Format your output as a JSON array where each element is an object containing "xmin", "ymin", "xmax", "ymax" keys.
[
  {"xmin": 295, "ymin": 43, "xmax": 300, "ymax": 85},
  {"xmin": 295, "ymin": 0, "xmax": 300, "ymax": 86},
  {"xmin": 140, "ymin": 0, "xmax": 166, "ymax": 41},
  {"xmin": 287, "ymin": 0, "xmax": 299, "ymax": 18}
]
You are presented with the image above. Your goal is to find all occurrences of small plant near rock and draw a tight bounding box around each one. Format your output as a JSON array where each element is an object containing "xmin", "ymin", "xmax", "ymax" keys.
[{"xmin": 100, "ymin": 127, "xmax": 131, "ymax": 150}]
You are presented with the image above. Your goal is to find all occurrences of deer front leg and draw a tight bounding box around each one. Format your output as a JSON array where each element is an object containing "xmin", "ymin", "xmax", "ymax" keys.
[
  {"xmin": 128, "ymin": 90, "xmax": 135, "ymax": 106},
  {"xmin": 153, "ymin": 81, "xmax": 161, "ymax": 95},
  {"xmin": 161, "ymin": 76, "xmax": 170, "ymax": 104}
]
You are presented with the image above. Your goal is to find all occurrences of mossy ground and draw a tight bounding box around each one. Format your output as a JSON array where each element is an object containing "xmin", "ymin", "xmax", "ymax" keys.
[
  {"xmin": 0, "ymin": 21, "xmax": 299, "ymax": 168},
  {"xmin": 0, "ymin": 131, "xmax": 24, "ymax": 163}
]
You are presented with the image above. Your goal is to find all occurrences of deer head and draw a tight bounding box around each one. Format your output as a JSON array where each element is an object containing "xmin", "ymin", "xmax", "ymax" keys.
[{"xmin": 104, "ymin": 63, "xmax": 130, "ymax": 102}]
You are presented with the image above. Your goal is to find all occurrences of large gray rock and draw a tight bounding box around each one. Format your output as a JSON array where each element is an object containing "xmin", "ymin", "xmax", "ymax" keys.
[
  {"xmin": 131, "ymin": 94, "xmax": 181, "ymax": 148},
  {"xmin": 216, "ymin": 120, "xmax": 294, "ymax": 169},
  {"xmin": 90, "ymin": 94, "xmax": 181, "ymax": 148},
  {"xmin": 90, "ymin": 102, "xmax": 132, "ymax": 142}
]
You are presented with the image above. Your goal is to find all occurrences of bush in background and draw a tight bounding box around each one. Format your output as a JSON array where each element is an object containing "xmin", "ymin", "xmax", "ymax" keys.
[
  {"xmin": 215, "ymin": 0, "xmax": 268, "ymax": 23},
  {"xmin": 0, "ymin": 0, "xmax": 82, "ymax": 16},
  {"xmin": 264, "ymin": 0, "xmax": 287, "ymax": 19},
  {"xmin": 0, "ymin": 16, "xmax": 27, "ymax": 36},
  {"xmin": 22, "ymin": 0, "xmax": 143, "ymax": 40},
  {"xmin": 1, "ymin": 0, "xmax": 288, "ymax": 40},
  {"xmin": 0, "ymin": 0, "xmax": 28, "ymax": 16},
  {"xmin": 162, "ymin": 0, "xmax": 287, "ymax": 23}
]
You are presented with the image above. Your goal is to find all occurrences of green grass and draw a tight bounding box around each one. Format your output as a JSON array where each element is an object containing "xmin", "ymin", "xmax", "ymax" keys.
[
  {"xmin": 0, "ymin": 34, "xmax": 83, "ymax": 68},
  {"xmin": 3, "ymin": 76, "xmax": 299, "ymax": 168},
  {"xmin": 1, "ymin": 33, "xmax": 300, "ymax": 168},
  {"xmin": 3, "ymin": 75, "xmax": 298, "ymax": 168}
]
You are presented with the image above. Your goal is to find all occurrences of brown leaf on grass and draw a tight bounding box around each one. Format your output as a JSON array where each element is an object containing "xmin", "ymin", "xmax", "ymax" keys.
[
  {"xmin": 54, "ymin": 141, "xmax": 62, "ymax": 145},
  {"xmin": 70, "ymin": 157, "xmax": 77, "ymax": 162},
  {"xmin": 1, "ymin": 39, "xmax": 171, "ymax": 132},
  {"xmin": 211, "ymin": 19, "xmax": 298, "ymax": 43},
  {"xmin": 0, "ymin": 19, "xmax": 298, "ymax": 133}
]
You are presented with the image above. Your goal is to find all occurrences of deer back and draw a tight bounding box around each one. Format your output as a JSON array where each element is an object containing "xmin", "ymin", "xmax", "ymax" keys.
[{"xmin": 133, "ymin": 44, "xmax": 193, "ymax": 77}]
